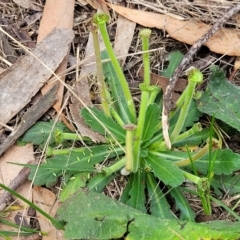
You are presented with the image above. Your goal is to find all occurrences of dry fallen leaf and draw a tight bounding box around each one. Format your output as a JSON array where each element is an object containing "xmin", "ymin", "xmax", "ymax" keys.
[
  {"xmin": 0, "ymin": 144, "xmax": 33, "ymax": 238},
  {"xmin": 114, "ymin": 15, "xmax": 136, "ymax": 66},
  {"xmin": 138, "ymin": 69, "xmax": 187, "ymax": 102},
  {"xmin": 32, "ymin": 186, "xmax": 64, "ymax": 240},
  {"xmin": 0, "ymin": 28, "xmax": 74, "ymax": 127},
  {"xmin": 105, "ymin": 2, "xmax": 240, "ymax": 56},
  {"xmin": 37, "ymin": 0, "xmax": 75, "ymax": 129}
]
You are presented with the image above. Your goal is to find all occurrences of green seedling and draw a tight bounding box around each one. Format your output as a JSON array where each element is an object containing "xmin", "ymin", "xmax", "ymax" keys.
[{"xmin": 19, "ymin": 13, "xmax": 240, "ymax": 238}]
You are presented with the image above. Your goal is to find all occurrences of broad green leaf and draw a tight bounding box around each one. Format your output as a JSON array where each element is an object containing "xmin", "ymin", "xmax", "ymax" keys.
[
  {"xmin": 29, "ymin": 145, "xmax": 123, "ymax": 187},
  {"xmin": 146, "ymin": 173, "xmax": 175, "ymax": 219},
  {"xmin": 194, "ymin": 149, "xmax": 240, "ymax": 175},
  {"xmin": 146, "ymin": 152, "xmax": 184, "ymax": 187},
  {"xmin": 211, "ymin": 174, "xmax": 240, "ymax": 196},
  {"xmin": 81, "ymin": 106, "xmax": 126, "ymax": 142},
  {"xmin": 102, "ymin": 50, "xmax": 134, "ymax": 123},
  {"xmin": 161, "ymin": 51, "xmax": 183, "ymax": 78},
  {"xmin": 21, "ymin": 121, "xmax": 68, "ymax": 145},
  {"xmin": 60, "ymin": 172, "xmax": 89, "ymax": 201},
  {"xmin": 198, "ymin": 66, "xmax": 240, "ymax": 131},
  {"xmin": 142, "ymin": 104, "xmax": 161, "ymax": 141},
  {"xmin": 56, "ymin": 189, "xmax": 240, "ymax": 240},
  {"xmin": 170, "ymin": 187, "xmax": 196, "ymax": 221},
  {"xmin": 126, "ymin": 171, "xmax": 146, "ymax": 213}
]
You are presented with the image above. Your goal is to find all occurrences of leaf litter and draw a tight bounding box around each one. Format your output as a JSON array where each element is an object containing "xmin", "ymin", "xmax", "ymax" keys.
[{"xmin": 0, "ymin": 0, "xmax": 240, "ymax": 239}]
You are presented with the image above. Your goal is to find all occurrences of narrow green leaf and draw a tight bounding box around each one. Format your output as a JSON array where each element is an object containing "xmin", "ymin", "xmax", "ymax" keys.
[
  {"xmin": 87, "ymin": 173, "xmax": 115, "ymax": 192},
  {"xmin": 126, "ymin": 171, "xmax": 146, "ymax": 213},
  {"xmin": 170, "ymin": 187, "xmax": 196, "ymax": 221},
  {"xmin": 161, "ymin": 51, "xmax": 183, "ymax": 78},
  {"xmin": 146, "ymin": 173, "xmax": 175, "ymax": 219},
  {"xmin": 60, "ymin": 172, "xmax": 89, "ymax": 201},
  {"xmin": 142, "ymin": 103, "xmax": 161, "ymax": 141},
  {"xmin": 198, "ymin": 65, "xmax": 240, "ymax": 131},
  {"xmin": 211, "ymin": 174, "xmax": 240, "ymax": 196},
  {"xmin": 195, "ymin": 149, "xmax": 240, "ymax": 175},
  {"xmin": 81, "ymin": 106, "xmax": 126, "ymax": 142},
  {"xmin": 120, "ymin": 177, "xmax": 132, "ymax": 204},
  {"xmin": 28, "ymin": 145, "xmax": 123, "ymax": 187},
  {"xmin": 146, "ymin": 152, "xmax": 184, "ymax": 187},
  {"xmin": 102, "ymin": 50, "xmax": 134, "ymax": 123}
]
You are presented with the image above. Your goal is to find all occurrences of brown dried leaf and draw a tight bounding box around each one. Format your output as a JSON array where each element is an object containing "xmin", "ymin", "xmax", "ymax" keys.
[
  {"xmin": 105, "ymin": 2, "xmax": 240, "ymax": 56},
  {"xmin": 0, "ymin": 144, "xmax": 33, "ymax": 238},
  {"xmin": 114, "ymin": 15, "xmax": 136, "ymax": 66},
  {"xmin": 0, "ymin": 28, "xmax": 74, "ymax": 127},
  {"xmin": 32, "ymin": 186, "xmax": 64, "ymax": 239},
  {"xmin": 139, "ymin": 69, "xmax": 187, "ymax": 102},
  {"xmin": 37, "ymin": 0, "xmax": 75, "ymax": 129}
]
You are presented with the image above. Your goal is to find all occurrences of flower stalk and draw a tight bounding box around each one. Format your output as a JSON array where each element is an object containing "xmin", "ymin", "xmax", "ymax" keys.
[
  {"xmin": 170, "ymin": 68, "xmax": 203, "ymax": 145},
  {"xmin": 91, "ymin": 25, "xmax": 111, "ymax": 116},
  {"xmin": 93, "ymin": 13, "xmax": 136, "ymax": 121},
  {"xmin": 132, "ymin": 29, "xmax": 152, "ymax": 173}
]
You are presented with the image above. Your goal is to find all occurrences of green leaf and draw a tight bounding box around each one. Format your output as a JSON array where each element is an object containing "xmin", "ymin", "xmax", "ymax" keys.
[
  {"xmin": 172, "ymin": 128, "xmax": 209, "ymax": 147},
  {"xmin": 170, "ymin": 100, "xmax": 203, "ymax": 132},
  {"xmin": 126, "ymin": 171, "xmax": 146, "ymax": 213},
  {"xmin": 120, "ymin": 177, "xmax": 131, "ymax": 204},
  {"xmin": 170, "ymin": 187, "xmax": 196, "ymax": 221},
  {"xmin": 102, "ymin": 50, "xmax": 134, "ymax": 123},
  {"xmin": 87, "ymin": 173, "xmax": 115, "ymax": 192},
  {"xmin": 81, "ymin": 106, "xmax": 126, "ymax": 142},
  {"xmin": 29, "ymin": 145, "xmax": 123, "ymax": 187},
  {"xmin": 161, "ymin": 51, "xmax": 183, "ymax": 78},
  {"xmin": 56, "ymin": 189, "xmax": 240, "ymax": 240},
  {"xmin": 146, "ymin": 173, "xmax": 175, "ymax": 219},
  {"xmin": 211, "ymin": 174, "xmax": 240, "ymax": 196},
  {"xmin": 142, "ymin": 103, "xmax": 161, "ymax": 141},
  {"xmin": 21, "ymin": 121, "xmax": 68, "ymax": 145},
  {"xmin": 198, "ymin": 66, "xmax": 240, "ymax": 131},
  {"xmin": 146, "ymin": 152, "xmax": 184, "ymax": 187},
  {"xmin": 194, "ymin": 149, "xmax": 240, "ymax": 175},
  {"xmin": 60, "ymin": 172, "xmax": 89, "ymax": 201}
]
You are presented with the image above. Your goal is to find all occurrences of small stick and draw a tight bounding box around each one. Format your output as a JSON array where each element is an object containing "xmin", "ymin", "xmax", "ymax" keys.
[
  {"xmin": 162, "ymin": 4, "xmax": 240, "ymax": 149},
  {"xmin": 0, "ymin": 160, "xmax": 36, "ymax": 211}
]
